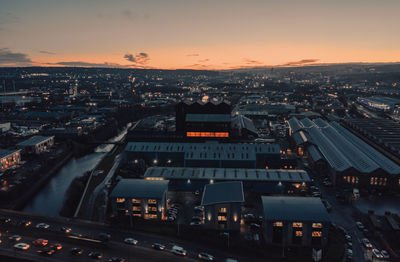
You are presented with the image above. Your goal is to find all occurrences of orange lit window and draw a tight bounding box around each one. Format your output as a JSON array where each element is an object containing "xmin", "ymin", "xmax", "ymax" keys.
[
  {"xmin": 273, "ymin": 221, "xmax": 283, "ymax": 227},
  {"xmin": 312, "ymin": 223, "xmax": 322, "ymax": 228},
  {"xmin": 186, "ymin": 132, "xmax": 229, "ymax": 138},
  {"xmin": 116, "ymin": 198, "xmax": 125, "ymax": 203},
  {"xmin": 295, "ymin": 231, "xmax": 303, "ymax": 237},
  {"xmin": 292, "ymin": 222, "xmax": 303, "ymax": 228},
  {"xmin": 312, "ymin": 231, "xmax": 322, "ymax": 237}
]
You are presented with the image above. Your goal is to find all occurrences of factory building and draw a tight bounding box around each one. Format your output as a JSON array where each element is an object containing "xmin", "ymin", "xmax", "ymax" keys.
[
  {"xmin": 0, "ymin": 149, "xmax": 21, "ymax": 172},
  {"xmin": 125, "ymin": 142, "xmax": 281, "ymax": 169},
  {"xmin": 110, "ymin": 179, "xmax": 169, "ymax": 220},
  {"xmin": 288, "ymin": 117, "xmax": 400, "ymax": 190},
  {"xmin": 262, "ymin": 196, "xmax": 330, "ymax": 247},
  {"xmin": 144, "ymin": 167, "xmax": 310, "ymax": 194},
  {"xmin": 17, "ymin": 135, "xmax": 55, "ymax": 154},
  {"xmin": 201, "ymin": 181, "xmax": 244, "ymax": 231}
]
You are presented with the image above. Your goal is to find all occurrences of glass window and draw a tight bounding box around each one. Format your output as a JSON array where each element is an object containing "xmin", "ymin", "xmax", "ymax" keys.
[
  {"xmin": 292, "ymin": 222, "xmax": 303, "ymax": 228},
  {"xmin": 295, "ymin": 231, "xmax": 303, "ymax": 237},
  {"xmin": 273, "ymin": 221, "xmax": 283, "ymax": 227},
  {"xmin": 312, "ymin": 231, "xmax": 322, "ymax": 237},
  {"xmin": 312, "ymin": 223, "xmax": 322, "ymax": 228}
]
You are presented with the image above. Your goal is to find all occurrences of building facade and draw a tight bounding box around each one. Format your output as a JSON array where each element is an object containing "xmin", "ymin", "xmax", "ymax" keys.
[
  {"xmin": 0, "ymin": 149, "xmax": 21, "ymax": 172},
  {"xmin": 17, "ymin": 135, "xmax": 55, "ymax": 154}
]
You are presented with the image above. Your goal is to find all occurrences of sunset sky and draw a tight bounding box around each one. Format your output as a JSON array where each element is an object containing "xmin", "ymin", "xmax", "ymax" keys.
[{"xmin": 1, "ymin": 0, "xmax": 400, "ymax": 69}]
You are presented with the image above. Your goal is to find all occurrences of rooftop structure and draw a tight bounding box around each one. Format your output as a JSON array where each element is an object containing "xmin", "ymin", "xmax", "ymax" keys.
[
  {"xmin": 201, "ymin": 181, "xmax": 244, "ymax": 206},
  {"xmin": 110, "ymin": 179, "xmax": 169, "ymax": 199},
  {"xmin": 17, "ymin": 136, "xmax": 54, "ymax": 147}
]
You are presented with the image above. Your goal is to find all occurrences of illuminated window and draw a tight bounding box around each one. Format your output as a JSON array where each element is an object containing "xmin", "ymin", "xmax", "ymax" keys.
[
  {"xmin": 312, "ymin": 223, "xmax": 322, "ymax": 228},
  {"xmin": 132, "ymin": 199, "xmax": 141, "ymax": 204},
  {"xmin": 218, "ymin": 216, "xmax": 227, "ymax": 221},
  {"xmin": 273, "ymin": 221, "xmax": 283, "ymax": 227},
  {"xmin": 186, "ymin": 132, "xmax": 229, "ymax": 138},
  {"xmin": 292, "ymin": 222, "xmax": 303, "ymax": 228},
  {"xmin": 295, "ymin": 231, "xmax": 303, "ymax": 237},
  {"xmin": 132, "ymin": 206, "xmax": 141, "ymax": 211},
  {"xmin": 116, "ymin": 198, "xmax": 125, "ymax": 203},
  {"xmin": 148, "ymin": 199, "xmax": 157, "ymax": 204},
  {"xmin": 219, "ymin": 207, "xmax": 227, "ymax": 213},
  {"xmin": 312, "ymin": 231, "xmax": 322, "ymax": 237}
]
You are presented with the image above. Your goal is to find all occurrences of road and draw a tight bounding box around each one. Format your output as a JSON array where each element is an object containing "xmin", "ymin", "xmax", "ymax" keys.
[{"xmin": 0, "ymin": 209, "xmax": 266, "ymax": 262}]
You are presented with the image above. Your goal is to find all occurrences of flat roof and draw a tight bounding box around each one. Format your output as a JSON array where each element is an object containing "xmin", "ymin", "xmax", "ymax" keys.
[
  {"xmin": 144, "ymin": 167, "xmax": 310, "ymax": 182},
  {"xmin": 186, "ymin": 114, "xmax": 231, "ymax": 123},
  {"xmin": 110, "ymin": 179, "xmax": 169, "ymax": 199},
  {"xmin": 17, "ymin": 136, "xmax": 54, "ymax": 147},
  {"xmin": 201, "ymin": 181, "xmax": 244, "ymax": 206},
  {"xmin": 262, "ymin": 196, "xmax": 330, "ymax": 222},
  {"xmin": 0, "ymin": 149, "xmax": 21, "ymax": 159}
]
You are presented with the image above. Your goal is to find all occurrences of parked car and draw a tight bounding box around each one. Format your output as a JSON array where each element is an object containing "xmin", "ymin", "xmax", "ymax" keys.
[
  {"xmin": 14, "ymin": 243, "xmax": 30, "ymax": 250},
  {"xmin": 192, "ymin": 216, "xmax": 202, "ymax": 222},
  {"xmin": 172, "ymin": 245, "xmax": 187, "ymax": 256},
  {"xmin": 152, "ymin": 243, "xmax": 166, "ymax": 250},
  {"xmin": 9, "ymin": 235, "xmax": 22, "ymax": 241},
  {"xmin": 38, "ymin": 247, "xmax": 56, "ymax": 256},
  {"xmin": 51, "ymin": 243, "xmax": 63, "ymax": 250},
  {"xmin": 372, "ymin": 249, "xmax": 383, "ymax": 259},
  {"xmin": 99, "ymin": 232, "xmax": 111, "ymax": 241},
  {"xmin": 190, "ymin": 221, "xmax": 201, "ymax": 226},
  {"xmin": 108, "ymin": 257, "xmax": 126, "ymax": 262},
  {"xmin": 194, "ymin": 206, "xmax": 204, "ymax": 212},
  {"xmin": 70, "ymin": 247, "xmax": 84, "ymax": 256},
  {"xmin": 381, "ymin": 250, "xmax": 390, "ymax": 259},
  {"xmin": 356, "ymin": 222, "xmax": 364, "ymax": 230},
  {"xmin": 362, "ymin": 238, "xmax": 372, "ymax": 249},
  {"xmin": 198, "ymin": 252, "xmax": 214, "ymax": 261},
  {"xmin": 345, "ymin": 234, "xmax": 352, "ymax": 242},
  {"xmin": 32, "ymin": 238, "xmax": 48, "ymax": 246},
  {"xmin": 88, "ymin": 251, "xmax": 103, "ymax": 259},
  {"xmin": 61, "ymin": 226, "xmax": 72, "ymax": 233},
  {"xmin": 124, "ymin": 237, "xmax": 138, "ymax": 245},
  {"xmin": 36, "ymin": 223, "xmax": 50, "ymax": 229},
  {"xmin": 20, "ymin": 220, "xmax": 31, "ymax": 227}
]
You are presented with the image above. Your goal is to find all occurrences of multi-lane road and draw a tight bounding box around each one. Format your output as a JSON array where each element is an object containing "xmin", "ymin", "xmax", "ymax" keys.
[{"xmin": 0, "ymin": 209, "xmax": 267, "ymax": 262}]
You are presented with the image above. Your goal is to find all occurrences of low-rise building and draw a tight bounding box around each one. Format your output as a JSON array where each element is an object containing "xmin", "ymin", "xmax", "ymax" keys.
[
  {"xmin": 201, "ymin": 181, "xmax": 244, "ymax": 231},
  {"xmin": 110, "ymin": 179, "xmax": 169, "ymax": 220},
  {"xmin": 17, "ymin": 135, "xmax": 55, "ymax": 154},
  {"xmin": 0, "ymin": 122, "xmax": 11, "ymax": 133},
  {"xmin": 262, "ymin": 196, "xmax": 330, "ymax": 247},
  {"xmin": 0, "ymin": 149, "xmax": 21, "ymax": 172}
]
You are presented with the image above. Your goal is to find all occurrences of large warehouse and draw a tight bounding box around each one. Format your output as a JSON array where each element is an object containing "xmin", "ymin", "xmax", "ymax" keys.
[
  {"xmin": 124, "ymin": 141, "xmax": 282, "ymax": 169},
  {"xmin": 144, "ymin": 167, "xmax": 310, "ymax": 194},
  {"xmin": 288, "ymin": 117, "xmax": 400, "ymax": 190}
]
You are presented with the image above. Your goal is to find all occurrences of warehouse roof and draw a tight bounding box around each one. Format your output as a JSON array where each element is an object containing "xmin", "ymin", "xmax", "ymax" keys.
[
  {"xmin": 307, "ymin": 145, "xmax": 323, "ymax": 162},
  {"xmin": 0, "ymin": 149, "xmax": 21, "ymax": 159},
  {"xmin": 262, "ymin": 196, "xmax": 330, "ymax": 222},
  {"xmin": 110, "ymin": 179, "xmax": 169, "ymax": 199},
  {"xmin": 144, "ymin": 167, "xmax": 311, "ymax": 182},
  {"xmin": 201, "ymin": 181, "xmax": 244, "ymax": 206},
  {"xmin": 185, "ymin": 114, "xmax": 231, "ymax": 123},
  {"xmin": 17, "ymin": 136, "xmax": 54, "ymax": 147},
  {"xmin": 293, "ymin": 130, "xmax": 310, "ymax": 146}
]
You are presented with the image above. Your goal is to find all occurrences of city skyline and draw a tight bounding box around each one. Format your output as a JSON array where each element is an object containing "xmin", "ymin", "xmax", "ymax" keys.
[{"xmin": 1, "ymin": 0, "xmax": 400, "ymax": 69}]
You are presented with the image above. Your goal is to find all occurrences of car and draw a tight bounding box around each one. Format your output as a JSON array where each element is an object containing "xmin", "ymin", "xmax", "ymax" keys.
[
  {"xmin": 38, "ymin": 247, "xmax": 56, "ymax": 256},
  {"xmin": 345, "ymin": 234, "xmax": 352, "ymax": 242},
  {"xmin": 108, "ymin": 257, "xmax": 126, "ymax": 262},
  {"xmin": 61, "ymin": 226, "xmax": 72, "ymax": 233},
  {"xmin": 194, "ymin": 206, "xmax": 204, "ymax": 212},
  {"xmin": 20, "ymin": 220, "xmax": 31, "ymax": 227},
  {"xmin": 167, "ymin": 216, "xmax": 176, "ymax": 221},
  {"xmin": 198, "ymin": 252, "xmax": 215, "ymax": 261},
  {"xmin": 88, "ymin": 251, "xmax": 103, "ymax": 259},
  {"xmin": 99, "ymin": 232, "xmax": 111, "ymax": 241},
  {"xmin": 9, "ymin": 235, "xmax": 22, "ymax": 241},
  {"xmin": 152, "ymin": 243, "xmax": 166, "ymax": 250},
  {"xmin": 356, "ymin": 222, "xmax": 364, "ymax": 230},
  {"xmin": 51, "ymin": 243, "xmax": 63, "ymax": 250},
  {"xmin": 190, "ymin": 221, "xmax": 201, "ymax": 226},
  {"xmin": 32, "ymin": 238, "xmax": 48, "ymax": 246},
  {"xmin": 14, "ymin": 243, "xmax": 30, "ymax": 250},
  {"xmin": 381, "ymin": 250, "xmax": 390, "ymax": 259},
  {"xmin": 372, "ymin": 249, "xmax": 383, "ymax": 259},
  {"xmin": 70, "ymin": 247, "xmax": 84, "ymax": 256},
  {"xmin": 194, "ymin": 190, "xmax": 200, "ymax": 196},
  {"xmin": 124, "ymin": 237, "xmax": 138, "ymax": 245},
  {"xmin": 172, "ymin": 245, "xmax": 187, "ymax": 256},
  {"xmin": 0, "ymin": 217, "xmax": 11, "ymax": 224},
  {"xmin": 244, "ymin": 213, "xmax": 256, "ymax": 220},
  {"xmin": 312, "ymin": 192, "xmax": 321, "ymax": 197},
  {"xmin": 192, "ymin": 216, "xmax": 202, "ymax": 221},
  {"xmin": 36, "ymin": 223, "xmax": 50, "ymax": 229},
  {"xmin": 346, "ymin": 249, "xmax": 353, "ymax": 256},
  {"xmin": 346, "ymin": 242, "xmax": 353, "ymax": 248},
  {"xmin": 362, "ymin": 238, "xmax": 372, "ymax": 249}
]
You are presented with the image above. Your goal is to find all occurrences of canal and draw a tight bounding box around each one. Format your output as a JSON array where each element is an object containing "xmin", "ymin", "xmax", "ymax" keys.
[{"xmin": 23, "ymin": 124, "xmax": 131, "ymax": 216}]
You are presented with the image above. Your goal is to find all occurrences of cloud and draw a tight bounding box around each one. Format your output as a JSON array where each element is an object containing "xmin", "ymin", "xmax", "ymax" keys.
[
  {"xmin": 187, "ymin": 53, "xmax": 199, "ymax": 57},
  {"xmin": 243, "ymin": 58, "xmax": 263, "ymax": 65},
  {"xmin": 198, "ymin": 59, "xmax": 209, "ymax": 63},
  {"xmin": 47, "ymin": 61, "xmax": 124, "ymax": 67},
  {"xmin": 39, "ymin": 50, "xmax": 56, "ymax": 55},
  {"xmin": 281, "ymin": 59, "xmax": 319, "ymax": 66},
  {"xmin": 0, "ymin": 48, "xmax": 32, "ymax": 65},
  {"xmin": 124, "ymin": 52, "xmax": 150, "ymax": 64}
]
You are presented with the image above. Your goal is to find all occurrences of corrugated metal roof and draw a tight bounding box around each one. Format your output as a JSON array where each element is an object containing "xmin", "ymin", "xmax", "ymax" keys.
[
  {"xmin": 0, "ymin": 149, "xmax": 20, "ymax": 159},
  {"xmin": 201, "ymin": 181, "xmax": 244, "ymax": 205},
  {"xmin": 144, "ymin": 167, "xmax": 310, "ymax": 182},
  {"xmin": 293, "ymin": 131, "xmax": 309, "ymax": 145},
  {"xmin": 110, "ymin": 179, "xmax": 168, "ymax": 199},
  {"xmin": 262, "ymin": 196, "xmax": 330, "ymax": 222},
  {"xmin": 287, "ymin": 117, "xmax": 303, "ymax": 134},
  {"xmin": 307, "ymin": 145, "xmax": 323, "ymax": 162},
  {"xmin": 185, "ymin": 114, "xmax": 231, "ymax": 122},
  {"xmin": 17, "ymin": 136, "xmax": 54, "ymax": 147}
]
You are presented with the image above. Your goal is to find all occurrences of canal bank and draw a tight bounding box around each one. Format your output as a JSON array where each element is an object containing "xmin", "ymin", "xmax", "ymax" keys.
[{"xmin": 22, "ymin": 123, "xmax": 132, "ymax": 217}]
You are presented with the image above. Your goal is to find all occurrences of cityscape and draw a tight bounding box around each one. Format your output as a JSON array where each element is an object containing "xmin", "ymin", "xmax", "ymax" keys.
[{"xmin": 1, "ymin": 1, "xmax": 400, "ymax": 262}]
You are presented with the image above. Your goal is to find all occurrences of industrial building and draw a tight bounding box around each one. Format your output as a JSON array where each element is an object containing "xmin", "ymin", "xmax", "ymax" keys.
[
  {"xmin": 0, "ymin": 149, "xmax": 21, "ymax": 172},
  {"xmin": 0, "ymin": 122, "xmax": 11, "ymax": 133},
  {"xmin": 110, "ymin": 179, "xmax": 169, "ymax": 220},
  {"xmin": 288, "ymin": 117, "xmax": 400, "ymax": 190},
  {"xmin": 125, "ymin": 141, "xmax": 281, "ymax": 169},
  {"xmin": 262, "ymin": 196, "xmax": 330, "ymax": 247},
  {"xmin": 144, "ymin": 167, "xmax": 310, "ymax": 194},
  {"xmin": 201, "ymin": 181, "xmax": 244, "ymax": 231},
  {"xmin": 357, "ymin": 96, "xmax": 400, "ymax": 111},
  {"xmin": 17, "ymin": 135, "xmax": 55, "ymax": 154}
]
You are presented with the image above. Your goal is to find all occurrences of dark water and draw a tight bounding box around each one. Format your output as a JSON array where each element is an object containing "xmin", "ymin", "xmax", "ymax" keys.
[{"xmin": 23, "ymin": 153, "xmax": 105, "ymax": 216}]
